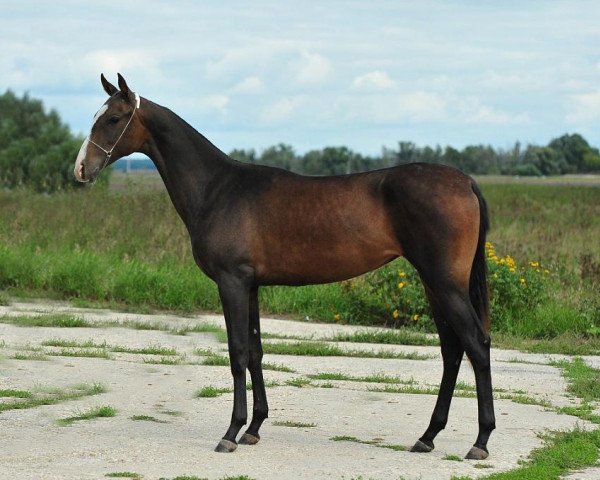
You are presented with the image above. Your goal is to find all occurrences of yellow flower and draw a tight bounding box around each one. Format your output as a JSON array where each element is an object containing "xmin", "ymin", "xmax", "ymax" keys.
[
  {"xmin": 412, "ymin": 314, "xmax": 420, "ymax": 321},
  {"xmin": 509, "ymin": 267, "xmax": 516, "ymax": 273},
  {"xmin": 519, "ymin": 278, "xmax": 526, "ymax": 285},
  {"xmin": 544, "ymin": 269, "xmax": 550, "ymax": 275},
  {"xmin": 392, "ymin": 309, "xmax": 400, "ymax": 319},
  {"xmin": 529, "ymin": 261, "xmax": 540, "ymax": 268},
  {"xmin": 397, "ymin": 282, "xmax": 406, "ymax": 289},
  {"xmin": 334, "ymin": 314, "xmax": 341, "ymax": 321},
  {"xmin": 398, "ymin": 271, "xmax": 406, "ymax": 278}
]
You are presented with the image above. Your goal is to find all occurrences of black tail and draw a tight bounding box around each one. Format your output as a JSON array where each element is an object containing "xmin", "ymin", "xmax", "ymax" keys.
[{"xmin": 469, "ymin": 181, "xmax": 490, "ymax": 335}]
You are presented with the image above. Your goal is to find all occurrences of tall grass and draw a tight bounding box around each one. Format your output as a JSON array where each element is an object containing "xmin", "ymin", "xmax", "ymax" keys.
[{"xmin": 0, "ymin": 183, "xmax": 598, "ymax": 336}]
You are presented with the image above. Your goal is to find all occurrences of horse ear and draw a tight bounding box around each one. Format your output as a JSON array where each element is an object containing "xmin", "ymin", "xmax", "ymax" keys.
[
  {"xmin": 117, "ymin": 73, "xmax": 137, "ymax": 105},
  {"xmin": 117, "ymin": 73, "xmax": 131, "ymax": 95},
  {"xmin": 101, "ymin": 74, "xmax": 118, "ymax": 96}
]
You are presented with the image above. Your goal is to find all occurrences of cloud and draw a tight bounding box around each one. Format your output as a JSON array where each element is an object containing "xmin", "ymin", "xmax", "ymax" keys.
[
  {"xmin": 291, "ymin": 51, "xmax": 332, "ymax": 85},
  {"xmin": 230, "ymin": 76, "xmax": 264, "ymax": 95},
  {"xmin": 459, "ymin": 98, "xmax": 530, "ymax": 125},
  {"xmin": 190, "ymin": 94, "xmax": 230, "ymax": 117},
  {"xmin": 352, "ymin": 71, "xmax": 395, "ymax": 90},
  {"xmin": 566, "ymin": 90, "xmax": 600, "ymax": 123},
  {"xmin": 260, "ymin": 97, "xmax": 303, "ymax": 124}
]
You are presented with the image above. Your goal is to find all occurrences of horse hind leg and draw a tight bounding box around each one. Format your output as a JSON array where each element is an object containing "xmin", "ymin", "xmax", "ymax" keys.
[
  {"xmin": 411, "ymin": 300, "xmax": 464, "ymax": 453},
  {"xmin": 416, "ymin": 284, "xmax": 495, "ymax": 459}
]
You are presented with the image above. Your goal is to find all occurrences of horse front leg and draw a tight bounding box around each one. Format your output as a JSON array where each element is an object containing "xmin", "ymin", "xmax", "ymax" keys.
[
  {"xmin": 214, "ymin": 275, "xmax": 251, "ymax": 453},
  {"xmin": 238, "ymin": 287, "xmax": 269, "ymax": 445}
]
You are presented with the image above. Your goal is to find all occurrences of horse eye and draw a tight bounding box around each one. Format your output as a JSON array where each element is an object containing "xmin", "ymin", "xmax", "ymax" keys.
[{"xmin": 108, "ymin": 115, "xmax": 120, "ymax": 124}]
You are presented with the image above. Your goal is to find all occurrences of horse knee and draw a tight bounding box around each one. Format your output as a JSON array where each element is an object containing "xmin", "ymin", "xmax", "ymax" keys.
[
  {"xmin": 248, "ymin": 347, "xmax": 263, "ymax": 368},
  {"xmin": 229, "ymin": 347, "xmax": 249, "ymax": 375}
]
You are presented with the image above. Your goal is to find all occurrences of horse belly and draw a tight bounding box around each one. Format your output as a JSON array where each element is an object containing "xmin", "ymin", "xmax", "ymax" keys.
[{"xmin": 254, "ymin": 224, "xmax": 402, "ymax": 285}]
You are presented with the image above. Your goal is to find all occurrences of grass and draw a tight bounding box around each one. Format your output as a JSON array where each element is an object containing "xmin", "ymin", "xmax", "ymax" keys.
[
  {"xmin": 0, "ymin": 389, "xmax": 33, "ymax": 398},
  {"xmin": 195, "ymin": 386, "xmax": 232, "ymax": 398},
  {"xmin": 142, "ymin": 356, "xmax": 183, "ymax": 365},
  {"xmin": 158, "ymin": 476, "xmax": 255, "ymax": 480},
  {"xmin": 130, "ymin": 414, "xmax": 168, "ymax": 423},
  {"xmin": 105, "ymin": 473, "xmax": 142, "ymax": 479},
  {"xmin": 262, "ymin": 341, "xmax": 433, "ymax": 360},
  {"xmin": 330, "ymin": 435, "xmax": 406, "ymax": 451},
  {"xmin": 327, "ymin": 329, "xmax": 439, "ymax": 346},
  {"xmin": 285, "ymin": 377, "xmax": 313, "ymax": 388},
  {"xmin": 198, "ymin": 353, "xmax": 230, "ymax": 366},
  {"xmin": 57, "ymin": 405, "xmax": 116, "ymax": 426},
  {"xmin": 47, "ymin": 348, "xmax": 112, "ymax": 359},
  {"xmin": 0, "ymin": 313, "xmax": 91, "ymax": 328},
  {"xmin": 451, "ymin": 428, "xmax": 600, "ymax": 480},
  {"xmin": 451, "ymin": 357, "xmax": 600, "ymax": 480},
  {"xmin": 443, "ymin": 454, "xmax": 463, "ymax": 462},
  {"xmin": 272, "ymin": 420, "xmax": 316, "ymax": 428},
  {"xmin": 0, "ymin": 383, "xmax": 105, "ymax": 413},
  {"xmin": 12, "ymin": 351, "xmax": 50, "ymax": 361},
  {"xmin": 309, "ymin": 372, "xmax": 416, "ymax": 385},
  {"xmin": 42, "ymin": 338, "xmax": 178, "ymax": 356},
  {"xmin": 551, "ymin": 357, "xmax": 600, "ymax": 403}
]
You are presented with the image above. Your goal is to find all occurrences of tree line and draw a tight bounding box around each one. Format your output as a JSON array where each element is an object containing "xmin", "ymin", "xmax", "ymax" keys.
[
  {"xmin": 230, "ymin": 135, "xmax": 600, "ymax": 177},
  {"xmin": 2, "ymin": 90, "xmax": 600, "ymax": 193}
]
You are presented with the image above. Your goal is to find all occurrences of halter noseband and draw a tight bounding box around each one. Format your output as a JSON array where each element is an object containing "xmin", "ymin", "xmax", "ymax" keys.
[{"xmin": 88, "ymin": 93, "xmax": 141, "ymax": 169}]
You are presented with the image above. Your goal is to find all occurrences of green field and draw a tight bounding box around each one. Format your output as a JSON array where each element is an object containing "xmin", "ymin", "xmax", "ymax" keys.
[{"xmin": 0, "ymin": 174, "xmax": 598, "ymax": 348}]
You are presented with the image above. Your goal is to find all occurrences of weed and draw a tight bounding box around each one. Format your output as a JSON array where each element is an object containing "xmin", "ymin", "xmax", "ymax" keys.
[
  {"xmin": 57, "ymin": 405, "xmax": 116, "ymax": 426},
  {"xmin": 0, "ymin": 382, "xmax": 105, "ymax": 412},
  {"xmin": 328, "ymin": 329, "xmax": 439, "ymax": 346},
  {"xmin": 105, "ymin": 473, "xmax": 142, "ymax": 479},
  {"xmin": 262, "ymin": 341, "xmax": 433, "ymax": 360},
  {"xmin": 272, "ymin": 420, "xmax": 316, "ymax": 428},
  {"xmin": 0, "ymin": 389, "xmax": 32, "ymax": 398},
  {"xmin": 443, "ymin": 454, "xmax": 463, "ymax": 462},
  {"xmin": 143, "ymin": 356, "xmax": 183, "ymax": 365},
  {"xmin": 309, "ymin": 372, "xmax": 415, "ymax": 385},
  {"xmin": 199, "ymin": 354, "xmax": 229, "ymax": 366},
  {"xmin": 196, "ymin": 386, "xmax": 231, "ymax": 398},
  {"xmin": 285, "ymin": 377, "xmax": 313, "ymax": 388},
  {"xmin": 47, "ymin": 348, "xmax": 112, "ymax": 359},
  {"xmin": 552, "ymin": 357, "xmax": 600, "ymax": 403},
  {"xmin": 330, "ymin": 435, "xmax": 406, "ymax": 451},
  {"xmin": 130, "ymin": 415, "xmax": 168, "ymax": 423},
  {"xmin": 0, "ymin": 314, "xmax": 90, "ymax": 328}
]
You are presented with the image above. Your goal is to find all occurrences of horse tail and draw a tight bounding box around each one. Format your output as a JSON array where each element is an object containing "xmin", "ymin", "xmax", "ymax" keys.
[{"xmin": 469, "ymin": 181, "xmax": 491, "ymax": 336}]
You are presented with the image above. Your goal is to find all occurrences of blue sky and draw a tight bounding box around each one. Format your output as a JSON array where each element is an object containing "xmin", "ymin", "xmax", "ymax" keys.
[{"xmin": 2, "ymin": 1, "xmax": 600, "ymax": 155}]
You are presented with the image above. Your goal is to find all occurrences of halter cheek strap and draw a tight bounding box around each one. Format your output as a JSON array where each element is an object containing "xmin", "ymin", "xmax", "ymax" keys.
[{"xmin": 88, "ymin": 93, "xmax": 140, "ymax": 169}]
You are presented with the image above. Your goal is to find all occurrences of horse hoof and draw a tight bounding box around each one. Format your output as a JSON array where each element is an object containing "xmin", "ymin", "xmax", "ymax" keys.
[
  {"xmin": 214, "ymin": 439, "xmax": 237, "ymax": 453},
  {"xmin": 238, "ymin": 433, "xmax": 260, "ymax": 445},
  {"xmin": 410, "ymin": 439, "xmax": 434, "ymax": 453},
  {"xmin": 465, "ymin": 445, "xmax": 489, "ymax": 460}
]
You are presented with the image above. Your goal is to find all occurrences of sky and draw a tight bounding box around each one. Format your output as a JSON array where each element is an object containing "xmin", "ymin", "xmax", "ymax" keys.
[{"xmin": 2, "ymin": 1, "xmax": 600, "ymax": 156}]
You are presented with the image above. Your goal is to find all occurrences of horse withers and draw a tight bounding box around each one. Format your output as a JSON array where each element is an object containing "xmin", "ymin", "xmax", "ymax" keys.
[{"xmin": 74, "ymin": 74, "xmax": 495, "ymax": 460}]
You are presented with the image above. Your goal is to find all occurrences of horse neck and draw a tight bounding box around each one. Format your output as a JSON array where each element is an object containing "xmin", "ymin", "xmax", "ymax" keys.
[{"xmin": 139, "ymin": 100, "xmax": 236, "ymax": 225}]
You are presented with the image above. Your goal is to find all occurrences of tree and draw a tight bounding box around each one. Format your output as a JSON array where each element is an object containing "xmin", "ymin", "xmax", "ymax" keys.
[
  {"xmin": 548, "ymin": 133, "xmax": 600, "ymax": 173},
  {"xmin": 258, "ymin": 143, "xmax": 298, "ymax": 171},
  {"xmin": 229, "ymin": 148, "xmax": 257, "ymax": 164},
  {"xmin": 0, "ymin": 90, "xmax": 96, "ymax": 192}
]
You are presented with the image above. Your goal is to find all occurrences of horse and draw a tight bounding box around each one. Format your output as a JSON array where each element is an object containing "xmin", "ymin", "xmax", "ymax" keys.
[{"xmin": 74, "ymin": 73, "xmax": 495, "ymax": 460}]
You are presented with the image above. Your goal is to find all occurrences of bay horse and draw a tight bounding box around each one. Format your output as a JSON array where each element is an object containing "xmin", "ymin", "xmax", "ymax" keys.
[{"xmin": 74, "ymin": 74, "xmax": 495, "ymax": 460}]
